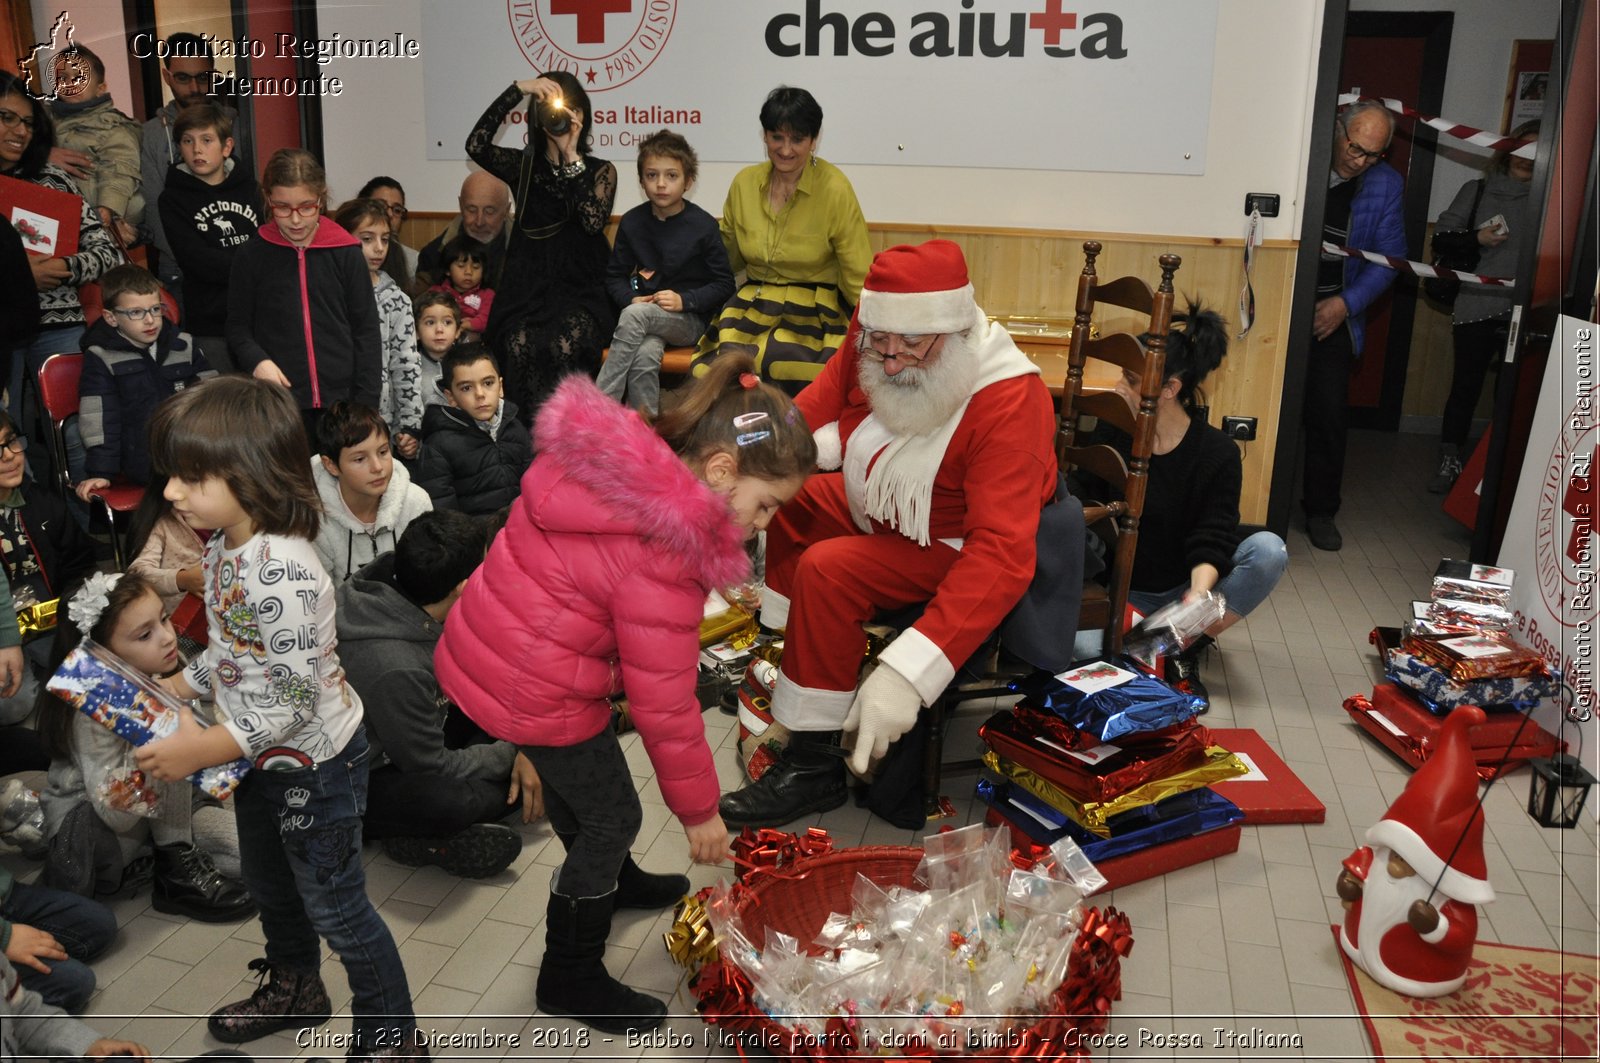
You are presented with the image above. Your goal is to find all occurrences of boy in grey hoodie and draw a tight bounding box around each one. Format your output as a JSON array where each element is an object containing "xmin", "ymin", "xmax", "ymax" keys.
[{"xmin": 334, "ymin": 511, "xmax": 530, "ymax": 878}]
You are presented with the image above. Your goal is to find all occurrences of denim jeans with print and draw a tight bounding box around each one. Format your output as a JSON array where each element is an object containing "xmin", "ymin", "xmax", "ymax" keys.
[{"xmin": 233, "ymin": 727, "xmax": 416, "ymax": 1051}]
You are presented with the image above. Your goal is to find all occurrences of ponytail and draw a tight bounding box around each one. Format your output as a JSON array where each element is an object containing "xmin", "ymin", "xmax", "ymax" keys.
[
  {"xmin": 652, "ymin": 351, "xmax": 817, "ymax": 482},
  {"xmin": 1150, "ymin": 300, "xmax": 1229, "ymax": 411}
]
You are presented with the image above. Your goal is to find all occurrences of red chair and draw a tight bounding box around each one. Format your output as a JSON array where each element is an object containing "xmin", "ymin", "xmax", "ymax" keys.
[{"xmin": 36, "ymin": 353, "xmax": 146, "ymax": 569}]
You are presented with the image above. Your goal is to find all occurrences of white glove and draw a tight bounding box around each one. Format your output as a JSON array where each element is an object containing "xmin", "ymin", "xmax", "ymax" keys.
[{"xmin": 843, "ymin": 663, "xmax": 923, "ymax": 775}]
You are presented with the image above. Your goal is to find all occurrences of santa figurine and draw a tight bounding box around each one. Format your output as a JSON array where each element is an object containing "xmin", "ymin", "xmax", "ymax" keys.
[{"xmin": 1336, "ymin": 705, "xmax": 1495, "ymax": 997}]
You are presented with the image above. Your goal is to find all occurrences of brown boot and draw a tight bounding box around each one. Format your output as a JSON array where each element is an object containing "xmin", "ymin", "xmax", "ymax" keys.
[{"xmin": 207, "ymin": 958, "xmax": 332, "ymax": 1044}]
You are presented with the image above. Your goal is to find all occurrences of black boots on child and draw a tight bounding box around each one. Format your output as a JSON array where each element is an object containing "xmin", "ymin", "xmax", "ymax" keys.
[
  {"xmin": 553, "ymin": 832, "xmax": 688, "ymax": 910},
  {"xmin": 208, "ymin": 958, "xmax": 332, "ymax": 1043},
  {"xmin": 152, "ymin": 842, "xmax": 256, "ymax": 922},
  {"xmin": 717, "ymin": 730, "xmax": 848, "ymax": 828},
  {"xmin": 537, "ymin": 887, "xmax": 667, "ymax": 1034}
]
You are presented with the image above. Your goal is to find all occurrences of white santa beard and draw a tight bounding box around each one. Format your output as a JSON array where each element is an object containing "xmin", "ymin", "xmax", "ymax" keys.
[
  {"xmin": 857, "ymin": 330, "xmax": 982, "ymax": 437},
  {"xmin": 1348, "ymin": 847, "xmax": 1437, "ymax": 979}
]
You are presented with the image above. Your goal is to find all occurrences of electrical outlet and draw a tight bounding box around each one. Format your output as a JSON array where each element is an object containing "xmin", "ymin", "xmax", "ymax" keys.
[
  {"xmin": 1244, "ymin": 193, "xmax": 1280, "ymax": 217},
  {"xmin": 1223, "ymin": 416, "xmax": 1258, "ymax": 441}
]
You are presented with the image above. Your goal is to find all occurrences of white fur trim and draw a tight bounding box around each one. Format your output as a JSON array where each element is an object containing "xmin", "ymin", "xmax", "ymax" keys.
[
  {"xmin": 1366, "ymin": 820, "xmax": 1495, "ymax": 904},
  {"xmin": 769, "ymin": 667, "xmax": 857, "ymax": 730},
  {"xmin": 858, "ymin": 285, "xmax": 979, "ymax": 335},
  {"xmin": 760, "ymin": 586, "xmax": 792, "ymax": 631},
  {"xmin": 878, "ymin": 627, "xmax": 955, "ymax": 707},
  {"xmin": 813, "ymin": 421, "xmax": 842, "ymax": 471}
]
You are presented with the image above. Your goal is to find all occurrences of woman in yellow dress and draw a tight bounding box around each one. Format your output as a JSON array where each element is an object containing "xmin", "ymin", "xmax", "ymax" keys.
[{"xmin": 694, "ymin": 87, "xmax": 871, "ymax": 394}]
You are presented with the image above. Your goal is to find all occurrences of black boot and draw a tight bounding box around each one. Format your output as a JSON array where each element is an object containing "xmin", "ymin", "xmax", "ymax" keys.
[
  {"xmin": 718, "ymin": 730, "xmax": 847, "ymax": 828},
  {"xmin": 152, "ymin": 842, "xmax": 256, "ymax": 923},
  {"xmin": 535, "ymin": 886, "xmax": 667, "ymax": 1034},
  {"xmin": 208, "ymin": 958, "xmax": 332, "ymax": 1043},
  {"xmin": 554, "ymin": 832, "xmax": 688, "ymax": 910},
  {"xmin": 382, "ymin": 823, "xmax": 522, "ymax": 878},
  {"xmin": 1165, "ymin": 634, "xmax": 1214, "ymax": 715}
]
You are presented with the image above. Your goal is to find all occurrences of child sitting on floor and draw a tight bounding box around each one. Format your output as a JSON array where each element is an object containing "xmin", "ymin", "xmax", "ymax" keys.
[
  {"xmin": 415, "ymin": 343, "xmax": 531, "ymax": 515},
  {"xmin": 311, "ymin": 401, "xmax": 432, "ymax": 582}
]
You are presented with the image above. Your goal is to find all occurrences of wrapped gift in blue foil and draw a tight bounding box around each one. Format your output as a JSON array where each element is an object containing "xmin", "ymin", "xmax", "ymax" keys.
[
  {"xmin": 977, "ymin": 777, "xmax": 1243, "ymax": 863},
  {"xmin": 1010, "ymin": 657, "xmax": 1207, "ymax": 741},
  {"xmin": 1384, "ymin": 648, "xmax": 1561, "ymax": 715}
]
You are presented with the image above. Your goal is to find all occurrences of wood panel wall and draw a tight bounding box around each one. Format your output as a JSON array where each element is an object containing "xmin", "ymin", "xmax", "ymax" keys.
[{"xmin": 401, "ymin": 215, "xmax": 1298, "ymax": 523}]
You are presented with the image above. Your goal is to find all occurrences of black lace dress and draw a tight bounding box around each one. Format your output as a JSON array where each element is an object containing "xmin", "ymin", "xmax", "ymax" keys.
[{"xmin": 466, "ymin": 84, "xmax": 618, "ymax": 418}]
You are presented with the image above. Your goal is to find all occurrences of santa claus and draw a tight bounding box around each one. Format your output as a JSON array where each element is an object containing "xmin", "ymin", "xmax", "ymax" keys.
[
  {"xmin": 718, "ymin": 239, "xmax": 1060, "ymax": 827},
  {"xmin": 1337, "ymin": 705, "xmax": 1495, "ymax": 997}
]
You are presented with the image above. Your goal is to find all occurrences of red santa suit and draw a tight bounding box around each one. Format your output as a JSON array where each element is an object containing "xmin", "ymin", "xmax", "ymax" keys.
[
  {"xmin": 760, "ymin": 247, "xmax": 1057, "ymax": 731},
  {"xmin": 1338, "ymin": 706, "xmax": 1494, "ymax": 997}
]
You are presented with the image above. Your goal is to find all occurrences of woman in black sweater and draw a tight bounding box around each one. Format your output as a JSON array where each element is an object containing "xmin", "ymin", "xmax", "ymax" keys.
[{"xmin": 1103, "ymin": 304, "xmax": 1288, "ymax": 709}]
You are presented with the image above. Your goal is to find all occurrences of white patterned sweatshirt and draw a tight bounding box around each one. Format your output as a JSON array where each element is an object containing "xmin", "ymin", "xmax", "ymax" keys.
[
  {"xmin": 375, "ymin": 271, "xmax": 425, "ymax": 436},
  {"xmin": 184, "ymin": 532, "xmax": 363, "ymax": 769}
]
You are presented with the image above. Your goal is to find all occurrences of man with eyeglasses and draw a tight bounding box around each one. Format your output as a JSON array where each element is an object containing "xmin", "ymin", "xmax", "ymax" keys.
[
  {"xmin": 415, "ymin": 171, "xmax": 512, "ymax": 292},
  {"xmin": 140, "ymin": 32, "xmax": 252, "ymax": 304},
  {"xmin": 1301, "ymin": 99, "xmax": 1406, "ymax": 552},
  {"xmin": 719, "ymin": 240, "xmax": 1073, "ymax": 828}
]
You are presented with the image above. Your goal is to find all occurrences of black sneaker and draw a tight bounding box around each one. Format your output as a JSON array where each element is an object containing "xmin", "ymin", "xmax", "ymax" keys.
[
  {"xmin": 1305, "ymin": 515, "xmax": 1343, "ymax": 552},
  {"xmin": 382, "ymin": 823, "xmax": 522, "ymax": 878},
  {"xmin": 1165, "ymin": 643, "xmax": 1211, "ymax": 715}
]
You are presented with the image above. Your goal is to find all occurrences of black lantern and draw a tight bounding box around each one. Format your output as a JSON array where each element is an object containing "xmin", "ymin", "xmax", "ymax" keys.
[{"xmin": 1526, "ymin": 754, "xmax": 1598, "ymax": 829}]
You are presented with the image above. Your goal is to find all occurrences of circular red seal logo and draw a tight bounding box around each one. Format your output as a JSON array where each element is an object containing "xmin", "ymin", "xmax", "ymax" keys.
[
  {"xmin": 1532, "ymin": 384, "xmax": 1599, "ymax": 619},
  {"xmin": 507, "ymin": 1, "xmax": 677, "ymax": 91}
]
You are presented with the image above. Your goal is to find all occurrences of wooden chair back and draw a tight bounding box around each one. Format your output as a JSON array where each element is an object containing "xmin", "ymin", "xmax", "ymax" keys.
[{"xmin": 1059, "ymin": 240, "xmax": 1181, "ymax": 655}]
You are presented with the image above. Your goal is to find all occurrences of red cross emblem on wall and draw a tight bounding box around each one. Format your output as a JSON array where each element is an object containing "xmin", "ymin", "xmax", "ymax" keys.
[{"xmin": 549, "ymin": 0, "xmax": 633, "ymax": 45}]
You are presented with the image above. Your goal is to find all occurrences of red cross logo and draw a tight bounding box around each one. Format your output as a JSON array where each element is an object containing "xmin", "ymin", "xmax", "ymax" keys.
[
  {"xmin": 1030, "ymin": 0, "xmax": 1077, "ymax": 48},
  {"xmin": 549, "ymin": 0, "xmax": 632, "ymax": 45},
  {"xmin": 1564, "ymin": 444, "xmax": 1597, "ymax": 565}
]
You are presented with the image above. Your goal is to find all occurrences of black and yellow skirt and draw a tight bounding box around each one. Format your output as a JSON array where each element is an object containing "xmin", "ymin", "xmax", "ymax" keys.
[{"xmin": 693, "ymin": 280, "xmax": 851, "ymax": 395}]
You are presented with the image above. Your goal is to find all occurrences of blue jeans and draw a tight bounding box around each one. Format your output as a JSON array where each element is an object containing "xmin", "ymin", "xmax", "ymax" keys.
[
  {"xmin": 2, "ymin": 879, "xmax": 117, "ymax": 1012},
  {"xmin": 232, "ymin": 728, "xmax": 415, "ymax": 1049},
  {"xmin": 596, "ymin": 303, "xmax": 705, "ymax": 415},
  {"xmin": 1128, "ymin": 531, "xmax": 1289, "ymax": 619}
]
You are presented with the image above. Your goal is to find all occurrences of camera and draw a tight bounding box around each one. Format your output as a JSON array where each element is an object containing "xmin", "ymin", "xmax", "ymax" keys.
[{"xmin": 534, "ymin": 95, "xmax": 570, "ymax": 137}]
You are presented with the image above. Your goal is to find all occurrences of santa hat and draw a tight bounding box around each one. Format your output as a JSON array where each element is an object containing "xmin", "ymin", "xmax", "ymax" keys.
[
  {"xmin": 856, "ymin": 239, "xmax": 981, "ymax": 336},
  {"xmin": 1367, "ymin": 706, "xmax": 1495, "ymax": 904}
]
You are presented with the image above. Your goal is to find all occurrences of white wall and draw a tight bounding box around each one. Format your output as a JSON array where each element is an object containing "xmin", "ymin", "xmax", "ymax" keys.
[
  {"xmin": 1349, "ymin": 0, "xmax": 1562, "ymax": 216},
  {"xmin": 316, "ymin": 0, "xmax": 1326, "ymax": 242}
]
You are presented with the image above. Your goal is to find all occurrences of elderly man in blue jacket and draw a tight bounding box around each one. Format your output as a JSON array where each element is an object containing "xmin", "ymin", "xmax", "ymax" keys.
[{"xmin": 1302, "ymin": 100, "xmax": 1407, "ymax": 552}]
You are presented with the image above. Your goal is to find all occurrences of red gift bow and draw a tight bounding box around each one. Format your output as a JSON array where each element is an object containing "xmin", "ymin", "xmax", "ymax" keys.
[{"xmin": 732, "ymin": 825, "xmax": 833, "ymax": 884}]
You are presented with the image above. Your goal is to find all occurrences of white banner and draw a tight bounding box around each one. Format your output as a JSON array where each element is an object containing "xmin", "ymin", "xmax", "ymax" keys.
[
  {"xmin": 422, "ymin": 0, "xmax": 1217, "ymax": 173},
  {"xmin": 1501, "ymin": 315, "xmax": 1598, "ymax": 785}
]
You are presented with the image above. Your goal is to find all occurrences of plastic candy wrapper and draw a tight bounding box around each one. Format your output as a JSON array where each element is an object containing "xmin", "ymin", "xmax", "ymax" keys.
[
  {"xmin": 97, "ymin": 764, "xmax": 162, "ymax": 817},
  {"xmin": 1385, "ymin": 648, "xmax": 1561, "ymax": 714},
  {"xmin": 0, "ymin": 779, "xmax": 46, "ymax": 858},
  {"xmin": 1013, "ymin": 658, "xmax": 1207, "ymax": 742},
  {"xmin": 48, "ymin": 642, "xmax": 250, "ymax": 801},
  {"xmin": 1122, "ymin": 590, "xmax": 1227, "ymax": 664},
  {"xmin": 916, "ymin": 822, "xmax": 1013, "ymax": 914},
  {"xmin": 982, "ymin": 746, "xmax": 1248, "ymax": 835}
]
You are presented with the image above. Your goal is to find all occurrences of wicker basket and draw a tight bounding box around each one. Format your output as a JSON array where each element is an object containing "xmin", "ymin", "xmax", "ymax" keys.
[{"xmin": 691, "ymin": 843, "xmax": 1126, "ymax": 1059}]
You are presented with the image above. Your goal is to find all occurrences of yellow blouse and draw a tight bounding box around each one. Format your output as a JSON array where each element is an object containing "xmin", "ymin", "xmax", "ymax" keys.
[{"xmin": 718, "ymin": 156, "xmax": 871, "ymax": 305}]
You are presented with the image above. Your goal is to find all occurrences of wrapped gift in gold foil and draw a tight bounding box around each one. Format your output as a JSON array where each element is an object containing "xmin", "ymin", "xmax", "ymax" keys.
[
  {"xmin": 1401, "ymin": 630, "xmax": 1546, "ymax": 682},
  {"xmin": 982, "ymin": 746, "xmax": 1250, "ymax": 837},
  {"xmin": 16, "ymin": 599, "xmax": 59, "ymax": 638},
  {"xmin": 700, "ymin": 607, "xmax": 756, "ymax": 649}
]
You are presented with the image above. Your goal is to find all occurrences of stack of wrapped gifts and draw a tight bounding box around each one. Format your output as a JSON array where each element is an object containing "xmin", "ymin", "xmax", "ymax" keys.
[
  {"xmin": 1346, "ymin": 561, "xmax": 1565, "ymax": 780},
  {"xmin": 976, "ymin": 658, "xmax": 1250, "ymax": 891}
]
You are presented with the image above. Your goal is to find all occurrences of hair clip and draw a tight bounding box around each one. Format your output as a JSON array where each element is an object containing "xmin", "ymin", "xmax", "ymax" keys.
[
  {"xmin": 733, "ymin": 411, "xmax": 770, "ymax": 430},
  {"xmin": 784, "ymin": 406, "xmax": 799, "ymax": 424},
  {"xmin": 737, "ymin": 430, "xmax": 773, "ymax": 448},
  {"xmin": 739, "ymin": 373, "xmax": 759, "ymax": 390}
]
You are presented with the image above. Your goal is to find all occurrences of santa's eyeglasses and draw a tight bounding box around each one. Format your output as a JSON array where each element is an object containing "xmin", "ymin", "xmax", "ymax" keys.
[{"xmin": 858, "ymin": 331, "xmax": 937, "ymax": 365}]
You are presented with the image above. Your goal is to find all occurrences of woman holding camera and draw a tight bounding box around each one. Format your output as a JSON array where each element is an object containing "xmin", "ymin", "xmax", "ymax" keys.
[
  {"xmin": 467, "ymin": 73, "xmax": 617, "ymax": 418},
  {"xmin": 693, "ymin": 86, "xmax": 871, "ymax": 394},
  {"xmin": 1426, "ymin": 120, "xmax": 1538, "ymax": 494}
]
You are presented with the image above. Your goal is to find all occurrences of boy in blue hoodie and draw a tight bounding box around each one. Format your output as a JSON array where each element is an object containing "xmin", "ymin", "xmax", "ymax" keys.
[{"xmin": 74, "ymin": 264, "xmax": 214, "ymax": 501}]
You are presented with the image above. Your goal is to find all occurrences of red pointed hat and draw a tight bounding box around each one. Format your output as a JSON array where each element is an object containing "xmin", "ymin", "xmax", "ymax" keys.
[
  {"xmin": 856, "ymin": 239, "xmax": 980, "ymax": 335},
  {"xmin": 1366, "ymin": 705, "xmax": 1495, "ymax": 904}
]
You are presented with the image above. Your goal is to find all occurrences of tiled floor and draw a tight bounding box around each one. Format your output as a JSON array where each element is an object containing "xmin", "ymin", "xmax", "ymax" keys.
[{"xmin": 4, "ymin": 430, "xmax": 1597, "ymax": 1061}]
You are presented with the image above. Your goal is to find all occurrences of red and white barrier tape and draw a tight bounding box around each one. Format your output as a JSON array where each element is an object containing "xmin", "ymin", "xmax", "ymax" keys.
[
  {"xmin": 1336, "ymin": 94, "xmax": 1536, "ymax": 158},
  {"xmin": 1321, "ymin": 241, "xmax": 1515, "ymax": 287}
]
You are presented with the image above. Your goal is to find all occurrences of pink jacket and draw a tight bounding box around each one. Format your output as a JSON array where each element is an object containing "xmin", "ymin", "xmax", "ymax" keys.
[{"xmin": 435, "ymin": 376, "xmax": 750, "ymax": 825}]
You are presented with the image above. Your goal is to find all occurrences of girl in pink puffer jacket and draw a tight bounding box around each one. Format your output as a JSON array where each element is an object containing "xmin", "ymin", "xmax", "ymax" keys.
[{"xmin": 435, "ymin": 351, "xmax": 815, "ymax": 1035}]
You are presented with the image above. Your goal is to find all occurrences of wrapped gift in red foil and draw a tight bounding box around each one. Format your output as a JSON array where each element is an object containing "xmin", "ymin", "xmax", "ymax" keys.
[
  {"xmin": 979, "ymin": 709, "xmax": 1211, "ymax": 804},
  {"xmin": 1401, "ymin": 630, "xmax": 1546, "ymax": 682},
  {"xmin": 1344, "ymin": 685, "xmax": 1563, "ymax": 780}
]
